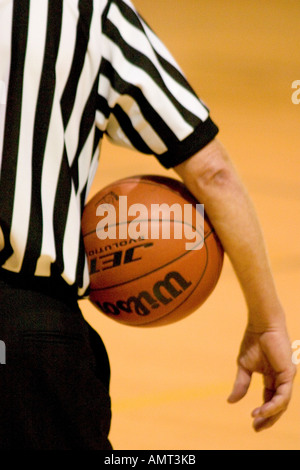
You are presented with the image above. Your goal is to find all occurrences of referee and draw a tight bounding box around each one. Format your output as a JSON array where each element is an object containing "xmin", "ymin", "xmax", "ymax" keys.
[{"xmin": 0, "ymin": 0, "xmax": 295, "ymax": 450}]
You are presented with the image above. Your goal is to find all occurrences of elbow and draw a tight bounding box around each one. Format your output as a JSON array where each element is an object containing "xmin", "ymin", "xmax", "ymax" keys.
[
  {"xmin": 175, "ymin": 138, "xmax": 240, "ymax": 200},
  {"xmin": 197, "ymin": 162, "xmax": 233, "ymax": 189},
  {"xmin": 193, "ymin": 163, "xmax": 239, "ymax": 206}
]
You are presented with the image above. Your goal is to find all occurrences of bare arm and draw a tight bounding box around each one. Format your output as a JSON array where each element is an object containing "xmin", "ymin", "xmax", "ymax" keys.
[{"xmin": 174, "ymin": 138, "xmax": 296, "ymax": 431}]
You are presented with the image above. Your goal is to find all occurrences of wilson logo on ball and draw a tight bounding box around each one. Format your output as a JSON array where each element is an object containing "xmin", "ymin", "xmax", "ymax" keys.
[{"xmin": 93, "ymin": 271, "xmax": 192, "ymax": 319}]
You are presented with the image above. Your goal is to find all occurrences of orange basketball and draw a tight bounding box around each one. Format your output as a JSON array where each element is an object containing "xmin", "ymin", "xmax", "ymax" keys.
[{"xmin": 81, "ymin": 175, "xmax": 224, "ymax": 327}]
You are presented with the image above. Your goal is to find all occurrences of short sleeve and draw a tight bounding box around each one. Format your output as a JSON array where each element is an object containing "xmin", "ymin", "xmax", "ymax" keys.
[{"xmin": 96, "ymin": 0, "xmax": 219, "ymax": 168}]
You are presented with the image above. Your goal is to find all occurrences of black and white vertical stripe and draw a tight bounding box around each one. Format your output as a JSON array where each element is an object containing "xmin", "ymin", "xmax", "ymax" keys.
[{"xmin": 0, "ymin": 0, "xmax": 218, "ymax": 295}]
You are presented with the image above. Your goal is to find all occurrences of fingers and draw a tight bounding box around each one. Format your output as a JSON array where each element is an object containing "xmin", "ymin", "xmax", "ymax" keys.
[
  {"xmin": 227, "ymin": 365, "xmax": 252, "ymax": 403},
  {"xmin": 250, "ymin": 380, "xmax": 293, "ymax": 431},
  {"xmin": 252, "ymin": 411, "xmax": 284, "ymax": 432},
  {"xmin": 227, "ymin": 366, "xmax": 294, "ymax": 432}
]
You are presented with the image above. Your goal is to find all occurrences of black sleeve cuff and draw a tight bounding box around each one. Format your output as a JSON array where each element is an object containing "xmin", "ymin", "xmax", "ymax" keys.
[{"xmin": 155, "ymin": 117, "xmax": 219, "ymax": 169}]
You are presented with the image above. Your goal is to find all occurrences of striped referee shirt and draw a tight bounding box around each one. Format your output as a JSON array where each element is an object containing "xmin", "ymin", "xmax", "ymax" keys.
[{"xmin": 0, "ymin": 0, "xmax": 218, "ymax": 296}]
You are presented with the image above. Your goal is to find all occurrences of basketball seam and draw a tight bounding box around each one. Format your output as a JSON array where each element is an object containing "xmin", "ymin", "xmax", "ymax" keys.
[
  {"xmin": 125, "ymin": 231, "xmax": 222, "ymax": 326},
  {"xmin": 89, "ymin": 228, "xmax": 213, "ymax": 292}
]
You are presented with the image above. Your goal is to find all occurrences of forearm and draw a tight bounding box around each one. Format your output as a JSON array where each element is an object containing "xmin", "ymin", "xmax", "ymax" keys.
[{"xmin": 174, "ymin": 138, "xmax": 285, "ymax": 329}]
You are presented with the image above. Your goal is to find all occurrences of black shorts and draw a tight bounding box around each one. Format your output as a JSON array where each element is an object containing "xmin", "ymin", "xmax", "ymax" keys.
[{"xmin": 0, "ymin": 276, "xmax": 112, "ymax": 450}]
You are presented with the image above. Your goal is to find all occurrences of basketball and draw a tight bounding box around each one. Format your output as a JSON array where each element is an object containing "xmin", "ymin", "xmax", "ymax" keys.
[{"xmin": 81, "ymin": 175, "xmax": 224, "ymax": 327}]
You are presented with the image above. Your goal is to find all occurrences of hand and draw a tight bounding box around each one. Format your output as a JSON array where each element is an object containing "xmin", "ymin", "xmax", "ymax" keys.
[{"xmin": 227, "ymin": 323, "xmax": 296, "ymax": 432}]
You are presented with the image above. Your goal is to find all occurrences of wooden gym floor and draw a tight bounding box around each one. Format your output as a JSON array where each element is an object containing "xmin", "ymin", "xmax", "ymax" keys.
[{"xmin": 80, "ymin": 0, "xmax": 300, "ymax": 450}]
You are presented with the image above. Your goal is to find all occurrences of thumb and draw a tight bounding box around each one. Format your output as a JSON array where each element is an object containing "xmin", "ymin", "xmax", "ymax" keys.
[{"xmin": 228, "ymin": 366, "xmax": 252, "ymax": 403}]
